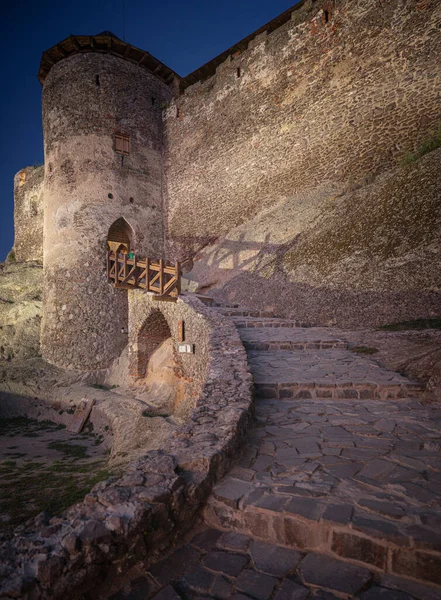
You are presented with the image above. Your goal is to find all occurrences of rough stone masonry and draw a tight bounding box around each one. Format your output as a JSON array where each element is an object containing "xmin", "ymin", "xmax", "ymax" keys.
[{"xmin": 8, "ymin": 0, "xmax": 441, "ymax": 369}]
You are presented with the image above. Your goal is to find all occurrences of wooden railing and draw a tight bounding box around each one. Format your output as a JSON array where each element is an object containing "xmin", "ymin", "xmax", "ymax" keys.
[{"xmin": 106, "ymin": 251, "xmax": 181, "ymax": 297}]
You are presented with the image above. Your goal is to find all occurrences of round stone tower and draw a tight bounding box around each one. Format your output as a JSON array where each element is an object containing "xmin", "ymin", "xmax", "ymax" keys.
[{"xmin": 40, "ymin": 32, "xmax": 177, "ymax": 370}]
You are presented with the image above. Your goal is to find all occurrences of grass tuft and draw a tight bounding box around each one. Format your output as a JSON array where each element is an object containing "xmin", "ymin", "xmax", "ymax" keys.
[
  {"xmin": 400, "ymin": 124, "xmax": 441, "ymax": 166},
  {"xmin": 351, "ymin": 346, "xmax": 379, "ymax": 355},
  {"xmin": 379, "ymin": 318, "xmax": 441, "ymax": 331}
]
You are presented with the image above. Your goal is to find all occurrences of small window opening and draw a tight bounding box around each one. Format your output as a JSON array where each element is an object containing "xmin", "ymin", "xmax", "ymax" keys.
[
  {"xmin": 236, "ymin": 67, "xmax": 241, "ymax": 78},
  {"xmin": 176, "ymin": 107, "xmax": 181, "ymax": 118},
  {"xmin": 323, "ymin": 9, "xmax": 330, "ymax": 23},
  {"xmin": 95, "ymin": 75, "xmax": 100, "ymax": 87},
  {"xmin": 151, "ymin": 96, "xmax": 156, "ymax": 106},
  {"xmin": 114, "ymin": 132, "xmax": 130, "ymax": 156}
]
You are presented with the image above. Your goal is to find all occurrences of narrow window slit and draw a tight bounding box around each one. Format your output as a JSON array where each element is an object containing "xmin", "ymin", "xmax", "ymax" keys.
[
  {"xmin": 95, "ymin": 75, "xmax": 100, "ymax": 87},
  {"xmin": 236, "ymin": 67, "xmax": 241, "ymax": 78}
]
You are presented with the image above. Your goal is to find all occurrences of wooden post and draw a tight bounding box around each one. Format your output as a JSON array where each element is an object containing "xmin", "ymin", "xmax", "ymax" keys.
[
  {"xmin": 146, "ymin": 257, "xmax": 150, "ymax": 291},
  {"xmin": 159, "ymin": 259, "xmax": 163, "ymax": 295},
  {"xmin": 133, "ymin": 254, "xmax": 138, "ymax": 287},
  {"xmin": 123, "ymin": 252, "xmax": 127, "ymax": 284},
  {"xmin": 176, "ymin": 261, "xmax": 181, "ymax": 296}
]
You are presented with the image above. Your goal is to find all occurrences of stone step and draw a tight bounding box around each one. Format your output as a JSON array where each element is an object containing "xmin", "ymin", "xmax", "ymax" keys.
[
  {"xmin": 233, "ymin": 317, "xmax": 309, "ymax": 328},
  {"xmin": 255, "ymin": 382, "xmax": 424, "ymax": 400},
  {"xmin": 248, "ymin": 349, "xmax": 424, "ymax": 400},
  {"xmin": 213, "ymin": 308, "xmax": 276, "ymax": 318},
  {"xmin": 203, "ymin": 394, "xmax": 441, "ymax": 591},
  {"xmin": 107, "ymin": 525, "xmax": 441, "ymax": 600},
  {"xmin": 238, "ymin": 326, "xmax": 348, "ymax": 351},
  {"xmin": 243, "ymin": 339, "xmax": 348, "ymax": 351},
  {"xmin": 204, "ymin": 481, "xmax": 441, "ymax": 591}
]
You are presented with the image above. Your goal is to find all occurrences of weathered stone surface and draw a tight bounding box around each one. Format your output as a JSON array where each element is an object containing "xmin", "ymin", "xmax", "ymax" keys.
[
  {"xmin": 149, "ymin": 547, "xmax": 200, "ymax": 585},
  {"xmin": 273, "ymin": 579, "xmax": 309, "ymax": 600},
  {"xmin": 392, "ymin": 550, "xmax": 441, "ymax": 587},
  {"xmin": 202, "ymin": 551, "xmax": 248, "ymax": 577},
  {"xmin": 331, "ymin": 531, "xmax": 388, "ymax": 570},
  {"xmin": 235, "ymin": 569, "xmax": 277, "ymax": 600},
  {"xmin": 249, "ymin": 541, "xmax": 301, "ymax": 576},
  {"xmin": 299, "ymin": 554, "xmax": 373, "ymax": 594}
]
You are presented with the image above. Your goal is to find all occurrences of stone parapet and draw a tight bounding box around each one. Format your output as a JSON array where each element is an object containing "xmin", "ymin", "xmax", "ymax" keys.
[{"xmin": 0, "ymin": 296, "xmax": 253, "ymax": 599}]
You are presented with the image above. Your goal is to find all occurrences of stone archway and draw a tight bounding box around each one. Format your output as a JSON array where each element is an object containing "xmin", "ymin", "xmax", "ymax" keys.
[
  {"xmin": 132, "ymin": 310, "xmax": 173, "ymax": 379},
  {"xmin": 107, "ymin": 217, "xmax": 135, "ymax": 254}
]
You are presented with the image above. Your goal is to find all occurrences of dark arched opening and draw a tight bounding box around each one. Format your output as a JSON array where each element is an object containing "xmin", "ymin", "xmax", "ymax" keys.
[
  {"xmin": 107, "ymin": 217, "xmax": 134, "ymax": 254},
  {"xmin": 134, "ymin": 310, "xmax": 173, "ymax": 378}
]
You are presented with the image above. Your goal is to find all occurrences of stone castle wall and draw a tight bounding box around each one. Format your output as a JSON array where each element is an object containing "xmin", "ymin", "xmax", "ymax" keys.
[
  {"xmin": 163, "ymin": 0, "xmax": 441, "ymax": 261},
  {"xmin": 13, "ymin": 165, "xmax": 44, "ymax": 263},
  {"xmin": 41, "ymin": 52, "xmax": 173, "ymax": 370}
]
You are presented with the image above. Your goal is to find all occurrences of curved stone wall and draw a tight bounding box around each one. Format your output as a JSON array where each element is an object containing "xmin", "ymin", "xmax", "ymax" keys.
[
  {"xmin": 41, "ymin": 52, "xmax": 173, "ymax": 371},
  {"xmin": 0, "ymin": 297, "xmax": 253, "ymax": 599}
]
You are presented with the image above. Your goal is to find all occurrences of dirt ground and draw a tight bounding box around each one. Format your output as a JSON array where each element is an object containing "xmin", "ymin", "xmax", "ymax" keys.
[{"xmin": 0, "ymin": 416, "xmax": 110, "ymax": 531}]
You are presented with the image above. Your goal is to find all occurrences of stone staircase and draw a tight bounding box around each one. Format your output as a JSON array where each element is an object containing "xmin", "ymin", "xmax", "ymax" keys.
[
  {"xmin": 202, "ymin": 306, "xmax": 441, "ymax": 595},
  {"xmin": 109, "ymin": 302, "xmax": 441, "ymax": 600}
]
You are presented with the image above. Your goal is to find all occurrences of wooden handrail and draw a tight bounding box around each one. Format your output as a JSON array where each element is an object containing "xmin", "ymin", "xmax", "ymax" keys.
[{"xmin": 106, "ymin": 251, "xmax": 181, "ymax": 297}]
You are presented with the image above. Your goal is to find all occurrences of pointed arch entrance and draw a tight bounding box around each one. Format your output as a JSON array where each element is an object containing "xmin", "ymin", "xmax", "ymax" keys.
[{"xmin": 107, "ymin": 217, "xmax": 135, "ymax": 254}]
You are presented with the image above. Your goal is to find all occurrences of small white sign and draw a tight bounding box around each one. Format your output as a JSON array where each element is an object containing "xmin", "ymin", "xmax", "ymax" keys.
[{"xmin": 178, "ymin": 343, "xmax": 194, "ymax": 354}]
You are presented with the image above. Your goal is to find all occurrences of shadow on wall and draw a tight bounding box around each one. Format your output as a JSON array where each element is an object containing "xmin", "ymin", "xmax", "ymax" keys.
[{"xmin": 179, "ymin": 233, "xmax": 441, "ymax": 329}]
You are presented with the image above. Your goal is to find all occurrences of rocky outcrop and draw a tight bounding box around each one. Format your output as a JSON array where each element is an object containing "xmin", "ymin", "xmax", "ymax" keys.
[
  {"xmin": 0, "ymin": 261, "xmax": 43, "ymax": 362},
  {"xmin": 187, "ymin": 147, "xmax": 441, "ymax": 329}
]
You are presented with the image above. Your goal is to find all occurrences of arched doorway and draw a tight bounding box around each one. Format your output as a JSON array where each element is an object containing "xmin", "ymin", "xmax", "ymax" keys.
[
  {"xmin": 131, "ymin": 310, "xmax": 184, "ymax": 414},
  {"xmin": 134, "ymin": 310, "xmax": 172, "ymax": 378},
  {"xmin": 107, "ymin": 217, "xmax": 134, "ymax": 254}
]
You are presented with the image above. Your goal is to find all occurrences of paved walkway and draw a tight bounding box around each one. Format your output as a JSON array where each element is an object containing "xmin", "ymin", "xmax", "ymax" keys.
[{"xmin": 108, "ymin": 309, "xmax": 441, "ymax": 600}]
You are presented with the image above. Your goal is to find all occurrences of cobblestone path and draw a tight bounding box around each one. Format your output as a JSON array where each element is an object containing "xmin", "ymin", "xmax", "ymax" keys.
[{"xmin": 109, "ymin": 308, "xmax": 441, "ymax": 600}]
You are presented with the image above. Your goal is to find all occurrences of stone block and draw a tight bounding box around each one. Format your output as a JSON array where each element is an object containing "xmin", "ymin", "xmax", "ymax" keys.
[
  {"xmin": 299, "ymin": 553, "xmax": 373, "ymax": 594},
  {"xmin": 182, "ymin": 565, "xmax": 216, "ymax": 594},
  {"xmin": 250, "ymin": 540, "xmax": 302, "ymax": 576},
  {"xmin": 213, "ymin": 479, "xmax": 253, "ymax": 508},
  {"xmin": 253, "ymin": 494, "xmax": 287, "ymax": 513},
  {"xmin": 149, "ymin": 546, "xmax": 200, "ymax": 585},
  {"xmin": 380, "ymin": 573, "xmax": 441, "ymax": 600},
  {"xmin": 217, "ymin": 532, "xmax": 251, "ymax": 552},
  {"xmin": 190, "ymin": 529, "xmax": 223, "ymax": 551},
  {"xmin": 273, "ymin": 579, "xmax": 309, "ymax": 600},
  {"xmin": 202, "ymin": 551, "xmax": 248, "ymax": 576},
  {"xmin": 285, "ymin": 497, "xmax": 323, "ymax": 521},
  {"xmin": 405, "ymin": 526, "xmax": 441, "ymax": 552},
  {"xmin": 358, "ymin": 498, "xmax": 406, "ymax": 520},
  {"xmin": 331, "ymin": 531, "xmax": 388, "ymax": 570},
  {"xmin": 392, "ymin": 549, "xmax": 441, "ymax": 586},
  {"xmin": 235, "ymin": 569, "xmax": 277, "ymax": 600},
  {"xmin": 273, "ymin": 515, "xmax": 328, "ymax": 550},
  {"xmin": 352, "ymin": 514, "xmax": 408, "ymax": 545},
  {"xmin": 211, "ymin": 575, "xmax": 233, "ymax": 599},
  {"xmin": 322, "ymin": 503, "xmax": 353, "ymax": 524}
]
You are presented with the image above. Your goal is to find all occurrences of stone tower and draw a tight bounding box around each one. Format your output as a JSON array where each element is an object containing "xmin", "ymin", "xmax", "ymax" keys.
[{"xmin": 39, "ymin": 32, "xmax": 177, "ymax": 370}]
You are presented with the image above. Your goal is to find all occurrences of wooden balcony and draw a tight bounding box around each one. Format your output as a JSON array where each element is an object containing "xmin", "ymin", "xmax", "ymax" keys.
[{"xmin": 106, "ymin": 251, "xmax": 181, "ymax": 298}]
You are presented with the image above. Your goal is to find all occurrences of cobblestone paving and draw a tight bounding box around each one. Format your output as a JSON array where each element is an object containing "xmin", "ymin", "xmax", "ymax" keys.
[
  {"xmin": 109, "ymin": 527, "xmax": 441, "ymax": 600},
  {"xmin": 109, "ymin": 316, "xmax": 441, "ymax": 599},
  {"xmin": 248, "ymin": 349, "xmax": 411, "ymax": 386}
]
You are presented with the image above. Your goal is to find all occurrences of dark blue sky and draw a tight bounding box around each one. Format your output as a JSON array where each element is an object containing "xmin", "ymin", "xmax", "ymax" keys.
[{"xmin": 0, "ymin": 0, "xmax": 298, "ymax": 261}]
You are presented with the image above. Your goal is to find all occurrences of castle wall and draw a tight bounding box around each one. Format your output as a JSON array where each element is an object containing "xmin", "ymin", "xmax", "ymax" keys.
[
  {"xmin": 13, "ymin": 165, "xmax": 44, "ymax": 263},
  {"xmin": 41, "ymin": 52, "xmax": 173, "ymax": 370},
  {"xmin": 164, "ymin": 0, "xmax": 441, "ymax": 261}
]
